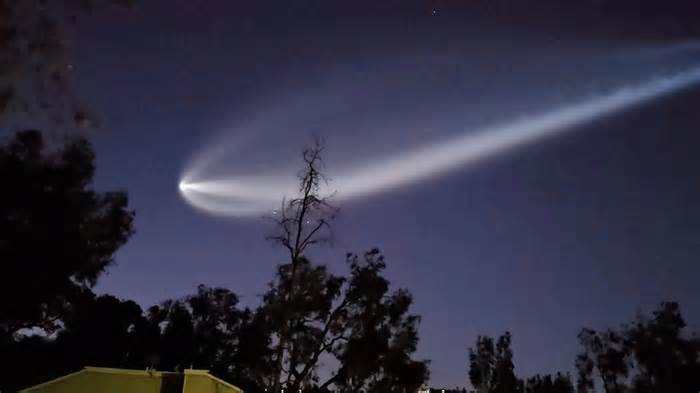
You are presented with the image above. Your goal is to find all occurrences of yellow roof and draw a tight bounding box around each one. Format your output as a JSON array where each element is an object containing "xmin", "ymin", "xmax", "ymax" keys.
[{"xmin": 20, "ymin": 367, "xmax": 242, "ymax": 393}]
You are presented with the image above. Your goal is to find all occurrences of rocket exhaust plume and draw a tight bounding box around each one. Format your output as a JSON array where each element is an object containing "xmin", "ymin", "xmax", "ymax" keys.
[{"xmin": 179, "ymin": 64, "xmax": 700, "ymax": 217}]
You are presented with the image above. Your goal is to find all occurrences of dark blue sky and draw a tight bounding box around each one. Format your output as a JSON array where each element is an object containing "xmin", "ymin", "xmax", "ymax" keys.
[{"xmin": 54, "ymin": 0, "xmax": 700, "ymax": 387}]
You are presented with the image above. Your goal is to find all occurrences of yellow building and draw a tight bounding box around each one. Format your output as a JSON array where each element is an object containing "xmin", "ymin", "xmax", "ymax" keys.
[{"xmin": 20, "ymin": 367, "xmax": 243, "ymax": 393}]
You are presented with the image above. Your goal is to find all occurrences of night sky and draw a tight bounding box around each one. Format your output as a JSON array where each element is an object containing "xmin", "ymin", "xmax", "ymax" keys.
[{"xmin": 52, "ymin": 0, "xmax": 700, "ymax": 387}]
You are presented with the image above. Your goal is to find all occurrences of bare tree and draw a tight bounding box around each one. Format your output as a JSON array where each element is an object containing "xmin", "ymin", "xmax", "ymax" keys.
[{"xmin": 266, "ymin": 138, "xmax": 337, "ymax": 391}]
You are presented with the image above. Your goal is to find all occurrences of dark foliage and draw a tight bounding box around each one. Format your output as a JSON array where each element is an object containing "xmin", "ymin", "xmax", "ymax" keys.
[
  {"xmin": 0, "ymin": 130, "xmax": 133, "ymax": 339},
  {"xmin": 0, "ymin": 130, "xmax": 134, "ymax": 392},
  {"xmin": 149, "ymin": 285, "xmax": 250, "ymax": 377},
  {"xmin": 576, "ymin": 302, "xmax": 700, "ymax": 393},
  {"xmin": 523, "ymin": 373, "xmax": 574, "ymax": 393},
  {"xmin": 468, "ymin": 332, "xmax": 576, "ymax": 393},
  {"xmin": 257, "ymin": 250, "xmax": 429, "ymax": 393},
  {"xmin": 468, "ymin": 332, "xmax": 523, "ymax": 393}
]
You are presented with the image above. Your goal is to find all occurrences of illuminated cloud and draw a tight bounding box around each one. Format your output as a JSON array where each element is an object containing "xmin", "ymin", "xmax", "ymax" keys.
[{"xmin": 179, "ymin": 65, "xmax": 700, "ymax": 217}]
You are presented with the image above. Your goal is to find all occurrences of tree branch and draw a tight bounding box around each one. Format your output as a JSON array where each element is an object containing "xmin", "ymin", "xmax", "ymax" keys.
[
  {"xmin": 299, "ymin": 219, "xmax": 329, "ymax": 252},
  {"xmin": 294, "ymin": 298, "xmax": 350, "ymax": 387}
]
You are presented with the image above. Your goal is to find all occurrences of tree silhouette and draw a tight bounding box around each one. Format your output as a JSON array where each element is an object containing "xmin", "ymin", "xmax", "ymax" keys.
[
  {"xmin": 228, "ymin": 309, "xmax": 275, "ymax": 393},
  {"xmin": 257, "ymin": 249, "xmax": 429, "ymax": 393},
  {"xmin": 54, "ymin": 291, "xmax": 156, "ymax": 370},
  {"xmin": 149, "ymin": 285, "xmax": 249, "ymax": 377},
  {"xmin": 332, "ymin": 251, "xmax": 428, "ymax": 393},
  {"xmin": 468, "ymin": 333, "xmax": 574, "ymax": 393},
  {"xmin": 266, "ymin": 138, "xmax": 337, "ymax": 391},
  {"xmin": 469, "ymin": 332, "xmax": 521, "ymax": 393},
  {"xmin": 576, "ymin": 328, "xmax": 628, "ymax": 393},
  {"xmin": 523, "ymin": 373, "xmax": 574, "ymax": 393},
  {"xmin": 576, "ymin": 302, "xmax": 700, "ymax": 393},
  {"xmin": 0, "ymin": 130, "xmax": 134, "ymax": 392},
  {"xmin": 0, "ymin": 289, "xmax": 154, "ymax": 393},
  {"xmin": 260, "ymin": 141, "xmax": 427, "ymax": 392},
  {"xmin": 0, "ymin": 130, "xmax": 133, "ymax": 340},
  {"xmin": 469, "ymin": 335, "xmax": 496, "ymax": 393}
]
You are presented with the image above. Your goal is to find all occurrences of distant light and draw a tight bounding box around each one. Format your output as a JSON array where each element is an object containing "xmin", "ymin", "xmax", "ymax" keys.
[{"xmin": 178, "ymin": 180, "xmax": 189, "ymax": 192}]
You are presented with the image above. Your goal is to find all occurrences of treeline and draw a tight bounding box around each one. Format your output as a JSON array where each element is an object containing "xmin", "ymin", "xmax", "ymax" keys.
[
  {"xmin": 466, "ymin": 301, "xmax": 700, "ymax": 393},
  {"xmin": 0, "ymin": 132, "xmax": 427, "ymax": 393},
  {"xmin": 3, "ymin": 131, "xmax": 700, "ymax": 393}
]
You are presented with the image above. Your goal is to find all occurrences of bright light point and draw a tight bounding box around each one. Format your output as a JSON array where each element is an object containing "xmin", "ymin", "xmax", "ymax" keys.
[{"xmin": 178, "ymin": 62, "xmax": 700, "ymax": 218}]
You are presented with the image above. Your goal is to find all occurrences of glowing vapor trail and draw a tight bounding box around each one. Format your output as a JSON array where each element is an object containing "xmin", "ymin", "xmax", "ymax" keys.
[{"xmin": 180, "ymin": 66, "xmax": 700, "ymax": 216}]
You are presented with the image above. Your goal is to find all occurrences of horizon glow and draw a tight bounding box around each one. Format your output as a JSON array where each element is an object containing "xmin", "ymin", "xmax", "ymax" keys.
[{"xmin": 179, "ymin": 65, "xmax": 700, "ymax": 217}]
